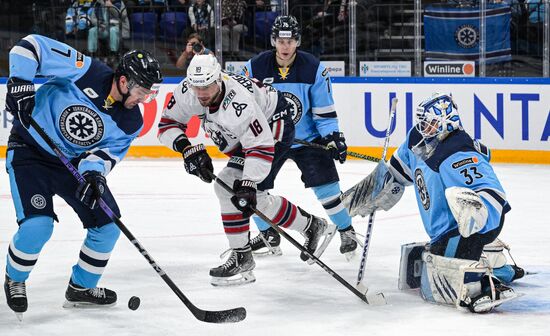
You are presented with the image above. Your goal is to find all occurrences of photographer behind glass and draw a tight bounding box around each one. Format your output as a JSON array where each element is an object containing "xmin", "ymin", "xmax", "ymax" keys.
[{"xmin": 176, "ymin": 33, "xmax": 214, "ymax": 73}]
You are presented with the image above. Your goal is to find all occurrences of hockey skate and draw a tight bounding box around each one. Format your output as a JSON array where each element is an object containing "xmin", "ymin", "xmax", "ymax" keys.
[
  {"xmin": 4, "ymin": 274, "xmax": 27, "ymax": 321},
  {"xmin": 210, "ymin": 246, "xmax": 256, "ymax": 286},
  {"xmin": 339, "ymin": 226, "xmax": 361, "ymax": 261},
  {"xmin": 250, "ymin": 227, "xmax": 282, "ymax": 256},
  {"xmin": 300, "ymin": 215, "xmax": 337, "ymax": 264},
  {"xmin": 462, "ymin": 277, "xmax": 523, "ymax": 313},
  {"xmin": 63, "ymin": 279, "xmax": 117, "ymax": 308}
]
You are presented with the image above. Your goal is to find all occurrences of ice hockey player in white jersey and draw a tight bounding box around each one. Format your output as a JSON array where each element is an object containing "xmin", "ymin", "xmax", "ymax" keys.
[
  {"xmin": 157, "ymin": 55, "xmax": 336, "ymax": 286},
  {"xmin": 355, "ymin": 93, "xmax": 524, "ymax": 313}
]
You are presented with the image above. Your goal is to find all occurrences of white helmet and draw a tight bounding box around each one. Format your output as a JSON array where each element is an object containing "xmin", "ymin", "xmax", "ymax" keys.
[
  {"xmin": 186, "ymin": 55, "xmax": 221, "ymax": 87},
  {"xmin": 415, "ymin": 92, "xmax": 460, "ymax": 139}
]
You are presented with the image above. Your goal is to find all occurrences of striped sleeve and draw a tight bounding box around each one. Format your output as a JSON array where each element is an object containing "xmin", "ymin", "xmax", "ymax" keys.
[
  {"xmin": 157, "ymin": 116, "xmax": 189, "ymax": 152},
  {"xmin": 311, "ymin": 64, "xmax": 339, "ymax": 137},
  {"xmin": 389, "ymin": 145, "xmax": 414, "ymax": 185},
  {"xmin": 9, "ymin": 34, "xmax": 91, "ymax": 82}
]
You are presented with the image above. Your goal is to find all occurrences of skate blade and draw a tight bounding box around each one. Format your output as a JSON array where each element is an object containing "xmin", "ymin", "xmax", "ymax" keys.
[
  {"xmin": 15, "ymin": 312, "xmax": 23, "ymax": 322},
  {"xmin": 210, "ymin": 271, "xmax": 256, "ymax": 287},
  {"xmin": 475, "ymin": 292, "xmax": 525, "ymax": 312},
  {"xmin": 344, "ymin": 250, "xmax": 356, "ymax": 262},
  {"xmin": 62, "ymin": 301, "xmax": 117, "ymax": 309},
  {"xmin": 306, "ymin": 224, "xmax": 338, "ymax": 265},
  {"xmin": 252, "ymin": 246, "xmax": 283, "ymax": 257}
]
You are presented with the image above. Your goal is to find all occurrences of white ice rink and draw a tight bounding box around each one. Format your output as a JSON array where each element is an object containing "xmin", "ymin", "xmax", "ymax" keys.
[{"xmin": 0, "ymin": 159, "xmax": 549, "ymax": 336}]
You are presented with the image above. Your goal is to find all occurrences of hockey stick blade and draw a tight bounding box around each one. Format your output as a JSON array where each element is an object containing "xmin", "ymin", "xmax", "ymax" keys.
[
  {"xmin": 198, "ymin": 307, "xmax": 247, "ymax": 323},
  {"xmin": 356, "ymin": 283, "xmax": 387, "ymax": 306}
]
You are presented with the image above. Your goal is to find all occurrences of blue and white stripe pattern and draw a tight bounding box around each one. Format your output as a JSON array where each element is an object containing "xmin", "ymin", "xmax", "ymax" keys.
[
  {"xmin": 6, "ymin": 216, "xmax": 54, "ymax": 282},
  {"xmin": 313, "ymin": 182, "xmax": 351, "ymax": 230},
  {"xmin": 71, "ymin": 223, "xmax": 120, "ymax": 288},
  {"xmin": 78, "ymin": 148, "xmax": 121, "ymax": 175}
]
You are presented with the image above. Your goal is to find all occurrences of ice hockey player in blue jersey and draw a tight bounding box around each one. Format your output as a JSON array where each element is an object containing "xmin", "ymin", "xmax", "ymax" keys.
[
  {"xmin": 242, "ymin": 16, "xmax": 359, "ymax": 260},
  {"xmin": 362, "ymin": 93, "xmax": 524, "ymax": 313},
  {"xmin": 3, "ymin": 34, "xmax": 162, "ymax": 319}
]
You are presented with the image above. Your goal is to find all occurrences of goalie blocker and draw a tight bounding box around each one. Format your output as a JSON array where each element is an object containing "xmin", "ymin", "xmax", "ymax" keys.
[{"xmin": 398, "ymin": 242, "xmax": 522, "ymax": 313}]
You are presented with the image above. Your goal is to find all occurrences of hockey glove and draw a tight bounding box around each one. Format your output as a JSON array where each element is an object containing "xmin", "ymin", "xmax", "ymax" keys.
[
  {"xmin": 231, "ymin": 179, "xmax": 257, "ymax": 218},
  {"xmin": 183, "ymin": 143, "xmax": 214, "ymax": 183},
  {"xmin": 76, "ymin": 171, "xmax": 108, "ymax": 210},
  {"xmin": 5, "ymin": 77, "xmax": 35, "ymax": 129},
  {"xmin": 318, "ymin": 132, "xmax": 347, "ymax": 163}
]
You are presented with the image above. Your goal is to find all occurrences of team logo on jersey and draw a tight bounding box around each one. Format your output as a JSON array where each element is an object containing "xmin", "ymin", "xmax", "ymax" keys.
[
  {"xmin": 223, "ymin": 90, "xmax": 236, "ymax": 110},
  {"xmin": 232, "ymin": 102, "xmax": 247, "ymax": 117},
  {"xmin": 278, "ymin": 66, "xmax": 290, "ymax": 80},
  {"xmin": 283, "ymin": 92, "xmax": 303, "ymax": 125},
  {"xmin": 59, "ymin": 105, "xmax": 104, "ymax": 147},
  {"xmin": 452, "ymin": 157, "xmax": 479, "ymax": 169},
  {"xmin": 414, "ymin": 168, "xmax": 430, "ymax": 210},
  {"xmin": 207, "ymin": 129, "xmax": 229, "ymax": 151},
  {"xmin": 31, "ymin": 194, "xmax": 47, "ymax": 209}
]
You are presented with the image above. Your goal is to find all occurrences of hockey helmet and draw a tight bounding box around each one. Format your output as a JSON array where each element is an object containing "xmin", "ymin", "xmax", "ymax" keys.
[
  {"xmin": 186, "ymin": 54, "xmax": 222, "ymax": 88},
  {"xmin": 116, "ymin": 50, "xmax": 163, "ymax": 90},
  {"xmin": 415, "ymin": 93, "xmax": 460, "ymax": 138},
  {"xmin": 271, "ymin": 15, "xmax": 301, "ymax": 47}
]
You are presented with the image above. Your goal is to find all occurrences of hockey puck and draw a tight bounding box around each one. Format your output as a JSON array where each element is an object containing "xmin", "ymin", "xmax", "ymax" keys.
[{"xmin": 128, "ymin": 296, "xmax": 140, "ymax": 311}]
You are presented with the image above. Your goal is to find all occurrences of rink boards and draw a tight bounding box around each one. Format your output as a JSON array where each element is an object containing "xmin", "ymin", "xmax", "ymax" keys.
[{"xmin": 0, "ymin": 77, "xmax": 549, "ymax": 163}]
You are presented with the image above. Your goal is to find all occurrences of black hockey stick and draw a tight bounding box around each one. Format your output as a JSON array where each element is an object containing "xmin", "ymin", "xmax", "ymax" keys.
[
  {"xmin": 209, "ymin": 172, "xmax": 386, "ymax": 305},
  {"xmin": 293, "ymin": 139, "xmax": 380, "ymax": 163},
  {"xmin": 29, "ymin": 118, "xmax": 246, "ymax": 324}
]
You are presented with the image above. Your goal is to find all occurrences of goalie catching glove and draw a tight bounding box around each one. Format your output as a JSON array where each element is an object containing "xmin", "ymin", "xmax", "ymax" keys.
[{"xmin": 445, "ymin": 187, "xmax": 488, "ymax": 238}]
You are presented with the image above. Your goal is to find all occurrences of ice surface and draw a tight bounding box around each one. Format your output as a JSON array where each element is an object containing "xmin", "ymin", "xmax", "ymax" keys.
[{"xmin": 1, "ymin": 159, "xmax": 549, "ymax": 335}]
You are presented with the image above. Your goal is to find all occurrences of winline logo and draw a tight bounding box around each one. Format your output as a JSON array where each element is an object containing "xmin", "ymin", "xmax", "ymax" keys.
[{"xmin": 424, "ymin": 62, "xmax": 475, "ymax": 77}]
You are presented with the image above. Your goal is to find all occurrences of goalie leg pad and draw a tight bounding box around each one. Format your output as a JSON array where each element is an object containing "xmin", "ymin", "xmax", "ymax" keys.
[
  {"xmin": 398, "ymin": 242, "xmax": 428, "ymax": 290},
  {"xmin": 482, "ymin": 240, "xmax": 507, "ymax": 268},
  {"xmin": 420, "ymin": 252, "xmax": 487, "ymax": 307}
]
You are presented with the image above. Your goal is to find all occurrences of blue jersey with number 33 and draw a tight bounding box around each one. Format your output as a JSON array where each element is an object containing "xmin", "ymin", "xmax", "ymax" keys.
[{"xmin": 388, "ymin": 127, "xmax": 511, "ymax": 243}]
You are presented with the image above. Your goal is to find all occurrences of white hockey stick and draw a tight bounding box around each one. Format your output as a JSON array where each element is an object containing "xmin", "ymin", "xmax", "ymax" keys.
[{"xmin": 355, "ymin": 98, "xmax": 398, "ymax": 288}]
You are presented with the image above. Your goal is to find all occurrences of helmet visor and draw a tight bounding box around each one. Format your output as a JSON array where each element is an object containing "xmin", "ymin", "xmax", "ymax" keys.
[{"xmin": 129, "ymin": 83, "xmax": 160, "ymax": 103}]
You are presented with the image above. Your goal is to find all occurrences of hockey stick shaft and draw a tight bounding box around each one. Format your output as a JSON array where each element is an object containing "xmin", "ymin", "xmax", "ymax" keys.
[
  {"xmin": 356, "ymin": 97, "xmax": 398, "ymax": 286},
  {"xmin": 210, "ymin": 173, "xmax": 379, "ymax": 304},
  {"xmin": 293, "ymin": 139, "xmax": 380, "ymax": 163},
  {"xmin": 29, "ymin": 118, "xmax": 246, "ymax": 323}
]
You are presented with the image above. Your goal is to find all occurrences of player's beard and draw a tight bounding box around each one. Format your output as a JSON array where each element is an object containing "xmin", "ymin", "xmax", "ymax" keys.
[{"xmin": 198, "ymin": 85, "xmax": 222, "ymax": 107}]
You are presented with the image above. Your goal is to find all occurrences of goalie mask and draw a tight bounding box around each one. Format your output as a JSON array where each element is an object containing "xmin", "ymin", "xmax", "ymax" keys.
[
  {"xmin": 415, "ymin": 93, "xmax": 461, "ymax": 139},
  {"xmin": 271, "ymin": 15, "xmax": 301, "ymax": 47}
]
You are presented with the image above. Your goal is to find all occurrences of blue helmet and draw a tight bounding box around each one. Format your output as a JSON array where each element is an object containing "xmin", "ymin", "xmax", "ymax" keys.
[{"xmin": 415, "ymin": 93, "xmax": 460, "ymax": 138}]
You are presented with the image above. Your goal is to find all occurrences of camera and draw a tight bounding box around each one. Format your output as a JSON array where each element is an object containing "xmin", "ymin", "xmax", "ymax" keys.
[{"xmin": 192, "ymin": 42, "xmax": 204, "ymax": 54}]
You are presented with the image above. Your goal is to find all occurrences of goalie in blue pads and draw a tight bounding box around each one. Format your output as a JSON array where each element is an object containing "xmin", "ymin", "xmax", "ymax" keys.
[{"xmin": 353, "ymin": 93, "xmax": 524, "ymax": 313}]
